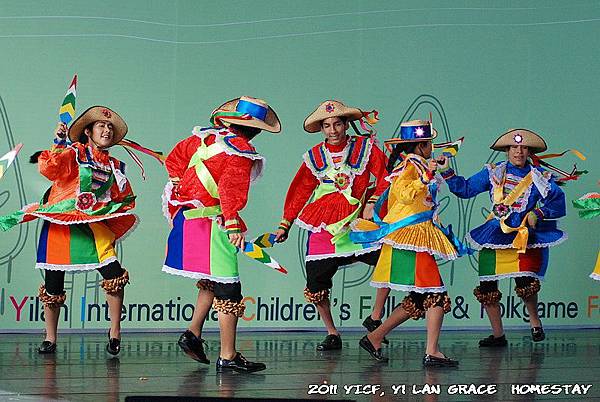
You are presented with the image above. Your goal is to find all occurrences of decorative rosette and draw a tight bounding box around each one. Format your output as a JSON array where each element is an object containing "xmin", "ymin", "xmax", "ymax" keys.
[
  {"xmin": 75, "ymin": 192, "xmax": 97, "ymax": 211},
  {"xmin": 492, "ymin": 203, "xmax": 512, "ymax": 219},
  {"xmin": 333, "ymin": 173, "xmax": 351, "ymax": 191}
]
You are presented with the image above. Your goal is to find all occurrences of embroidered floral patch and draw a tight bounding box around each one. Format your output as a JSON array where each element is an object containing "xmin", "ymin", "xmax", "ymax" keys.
[
  {"xmin": 76, "ymin": 192, "xmax": 97, "ymax": 211},
  {"xmin": 101, "ymin": 109, "xmax": 112, "ymax": 118},
  {"xmin": 333, "ymin": 173, "xmax": 351, "ymax": 191},
  {"xmin": 492, "ymin": 203, "xmax": 512, "ymax": 219},
  {"xmin": 325, "ymin": 103, "xmax": 335, "ymax": 113}
]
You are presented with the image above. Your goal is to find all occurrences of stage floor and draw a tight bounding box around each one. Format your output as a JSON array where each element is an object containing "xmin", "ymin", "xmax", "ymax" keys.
[{"xmin": 0, "ymin": 329, "xmax": 599, "ymax": 401}]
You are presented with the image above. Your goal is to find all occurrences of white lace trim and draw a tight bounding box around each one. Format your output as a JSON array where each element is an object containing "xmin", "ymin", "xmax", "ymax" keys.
[
  {"xmin": 20, "ymin": 202, "xmax": 39, "ymax": 213},
  {"xmin": 295, "ymin": 218, "xmax": 327, "ymax": 233},
  {"xmin": 192, "ymin": 126, "xmax": 225, "ymax": 138},
  {"xmin": 35, "ymin": 256, "xmax": 118, "ymax": 272},
  {"xmin": 580, "ymin": 192, "xmax": 600, "ymax": 200},
  {"xmin": 479, "ymin": 271, "xmax": 544, "ymax": 281},
  {"xmin": 486, "ymin": 161, "xmax": 506, "ymax": 185},
  {"xmin": 162, "ymin": 265, "xmax": 240, "ymax": 283},
  {"xmin": 302, "ymin": 136, "xmax": 373, "ymax": 179},
  {"xmin": 380, "ymin": 238, "xmax": 458, "ymax": 260},
  {"xmin": 109, "ymin": 160, "xmax": 128, "ymax": 192},
  {"xmin": 589, "ymin": 272, "xmax": 600, "ymax": 281},
  {"xmin": 370, "ymin": 281, "xmax": 447, "ymax": 293},
  {"xmin": 531, "ymin": 168, "xmax": 551, "ymax": 198},
  {"xmin": 349, "ymin": 136, "xmax": 374, "ymax": 176},
  {"xmin": 386, "ymin": 154, "xmax": 426, "ymax": 182},
  {"xmin": 305, "ymin": 245, "xmax": 381, "ymax": 262},
  {"xmin": 161, "ymin": 181, "xmax": 205, "ymax": 222},
  {"xmin": 466, "ymin": 231, "xmax": 568, "ymax": 250},
  {"xmin": 385, "ymin": 169, "xmax": 403, "ymax": 183}
]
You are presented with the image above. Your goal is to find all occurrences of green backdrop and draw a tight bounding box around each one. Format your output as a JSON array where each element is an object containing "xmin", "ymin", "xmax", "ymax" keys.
[{"xmin": 1, "ymin": 0, "xmax": 599, "ymax": 331}]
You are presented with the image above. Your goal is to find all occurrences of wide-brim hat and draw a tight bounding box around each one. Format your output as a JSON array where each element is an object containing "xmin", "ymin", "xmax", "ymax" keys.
[
  {"xmin": 303, "ymin": 100, "xmax": 364, "ymax": 133},
  {"xmin": 213, "ymin": 96, "xmax": 281, "ymax": 133},
  {"xmin": 384, "ymin": 120, "xmax": 438, "ymax": 147},
  {"xmin": 68, "ymin": 106, "xmax": 128, "ymax": 146},
  {"xmin": 490, "ymin": 128, "xmax": 547, "ymax": 153}
]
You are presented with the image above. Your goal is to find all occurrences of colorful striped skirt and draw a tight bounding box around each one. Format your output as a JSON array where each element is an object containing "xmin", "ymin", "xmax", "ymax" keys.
[
  {"xmin": 478, "ymin": 247, "xmax": 549, "ymax": 281},
  {"xmin": 36, "ymin": 220, "xmax": 117, "ymax": 270},
  {"xmin": 590, "ymin": 251, "xmax": 600, "ymax": 281},
  {"xmin": 305, "ymin": 229, "xmax": 380, "ymax": 262},
  {"xmin": 370, "ymin": 244, "xmax": 446, "ymax": 293},
  {"xmin": 162, "ymin": 208, "xmax": 239, "ymax": 283}
]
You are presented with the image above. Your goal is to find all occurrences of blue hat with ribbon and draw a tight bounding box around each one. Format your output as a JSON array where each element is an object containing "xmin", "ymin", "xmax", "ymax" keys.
[
  {"xmin": 385, "ymin": 119, "xmax": 437, "ymax": 146},
  {"xmin": 211, "ymin": 96, "xmax": 281, "ymax": 133}
]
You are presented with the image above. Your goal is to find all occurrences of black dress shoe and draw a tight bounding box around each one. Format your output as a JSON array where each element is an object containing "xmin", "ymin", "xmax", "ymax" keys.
[
  {"xmin": 106, "ymin": 330, "xmax": 121, "ymax": 356},
  {"xmin": 216, "ymin": 352, "xmax": 266, "ymax": 373},
  {"xmin": 479, "ymin": 334, "xmax": 508, "ymax": 347},
  {"xmin": 362, "ymin": 317, "xmax": 389, "ymax": 345},
  {"xmin": 531, "ymin": 327, "xmax": 545, "ymax": 342},
  {"xmin": 359, "ymin": 335, "xmax": 388, "ymax": 362},
  {"xmin": 178, "ymin": 330, "xmax": 209, "ymax": 364},
  {"xmin": 38, "ymin": 340, "xmax": 57, "ymax": 354},
  {"xmin": 422, "ymin": 354, "xmax": 459, "ymax": 367},
  {"xmin": 316, "ymin": 334, "xmax": 342, "ymax": 351}
]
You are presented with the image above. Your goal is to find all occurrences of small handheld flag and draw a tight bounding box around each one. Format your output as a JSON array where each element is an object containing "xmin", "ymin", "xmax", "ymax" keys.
[
  {"xmin": 243, "ymin": 241, "xmax": 287, "ymax": 274},
  {"xmin": 59, "ymin": 75, "xmax": 77, "ymax": 125},
  {"xmin": 252, "ymin": 232, "xmax": 277, "ymax": 248},
  {"xmin": 433, "ymin": 137, "xmax": 464, "ymax": 158},
  {"xmin": 0, "ymin": 143, "xmax": 23, "ymax": 180}
]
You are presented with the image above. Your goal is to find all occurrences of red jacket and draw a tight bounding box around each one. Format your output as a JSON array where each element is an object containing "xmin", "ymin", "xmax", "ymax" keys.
[
  {"xmin": 280, "ymin": 135, "xmax": 388, "ymax": 232},
  {"xmin": 164, "ymin": 126, "xmax": 264, "ymax": 233}
]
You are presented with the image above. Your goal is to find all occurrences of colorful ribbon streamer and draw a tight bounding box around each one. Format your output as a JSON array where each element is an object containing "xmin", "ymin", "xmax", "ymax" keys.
[
  {"xmin": 119, "ymin": 139, "xmax": 165, "ymax": 164},
  {"xmin": 118, "ymin": 138, "xmax": 166, "ymax": 180},
  {"xmin": 530, "ymin": 149, "xmax": 587, "ymax": 185}
]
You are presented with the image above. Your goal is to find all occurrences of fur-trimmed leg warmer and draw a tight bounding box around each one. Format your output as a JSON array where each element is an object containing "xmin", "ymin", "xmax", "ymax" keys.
[
  {"xmin": 473, "ymin": 286, "xmax": 502, "ymax": 306},
  {"xmin": 304, "ymin": 288, "xmax": 330, "ymax": 304},
  {"xmin": 401, "ymin": 295, "xmax": 425, "ymax": 320},
  {"xmin": 515, "ymin": 278, "xmax": 541, "ymax": 300},
  {"xmin": 100, "ymin": 270, "xmax": 129, "ymax": 294},
  {"xmin": 38, "ymin": 284, "xmax": 66, "ymax": 308},
  {"xmin": 196, "ymin": 279, "xmax": 215, "ymax": 292},
  {"xmin": 423, "ymin": 293, "xmax": 452, "ymax": 314},
  {"xmin": 212, "ymin": 298, "xmax": 245, "ymax": 317}
]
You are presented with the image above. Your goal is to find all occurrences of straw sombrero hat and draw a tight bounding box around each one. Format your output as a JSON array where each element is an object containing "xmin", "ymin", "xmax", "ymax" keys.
[
  {"xmin": 68, "ymin": 106, "xmax": 128, "ymax": 146},
  {"xmin": 490, "ymin": 128, "xmax": 547, "ymax": 153},
  {"xmin": 303, "ymin": 100, "xmax": 363, "ymax": 133},
  {"xmin": 384, "ymin": 120, "xmax": 438, "ymax": 147},
  {"xmin": 213, "ymin": 96, "xmax": 281, "ymax": 133}
]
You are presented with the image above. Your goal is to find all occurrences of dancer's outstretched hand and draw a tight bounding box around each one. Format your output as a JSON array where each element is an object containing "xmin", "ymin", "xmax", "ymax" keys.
[
  {"xmin": 274, "ymin": 229, "xmax": 288, "ymax": 243},
  {"xmin": 436, "ymin": 155, "xmax": 449, "ymax": 169},
  {"xmin": 362, "ymin": 203, "xmax": 375, "ymax": 220},
  {"xmin": 526, "ymin": 211, "xmax": 538, "ymax": 228},
  {"xmin": 228, "ymin": 233, "xmax": 245, "ymax": 249},
  {"xmin": 54, "ymin": 122, "xmax": 68, "ymax": 139}
]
